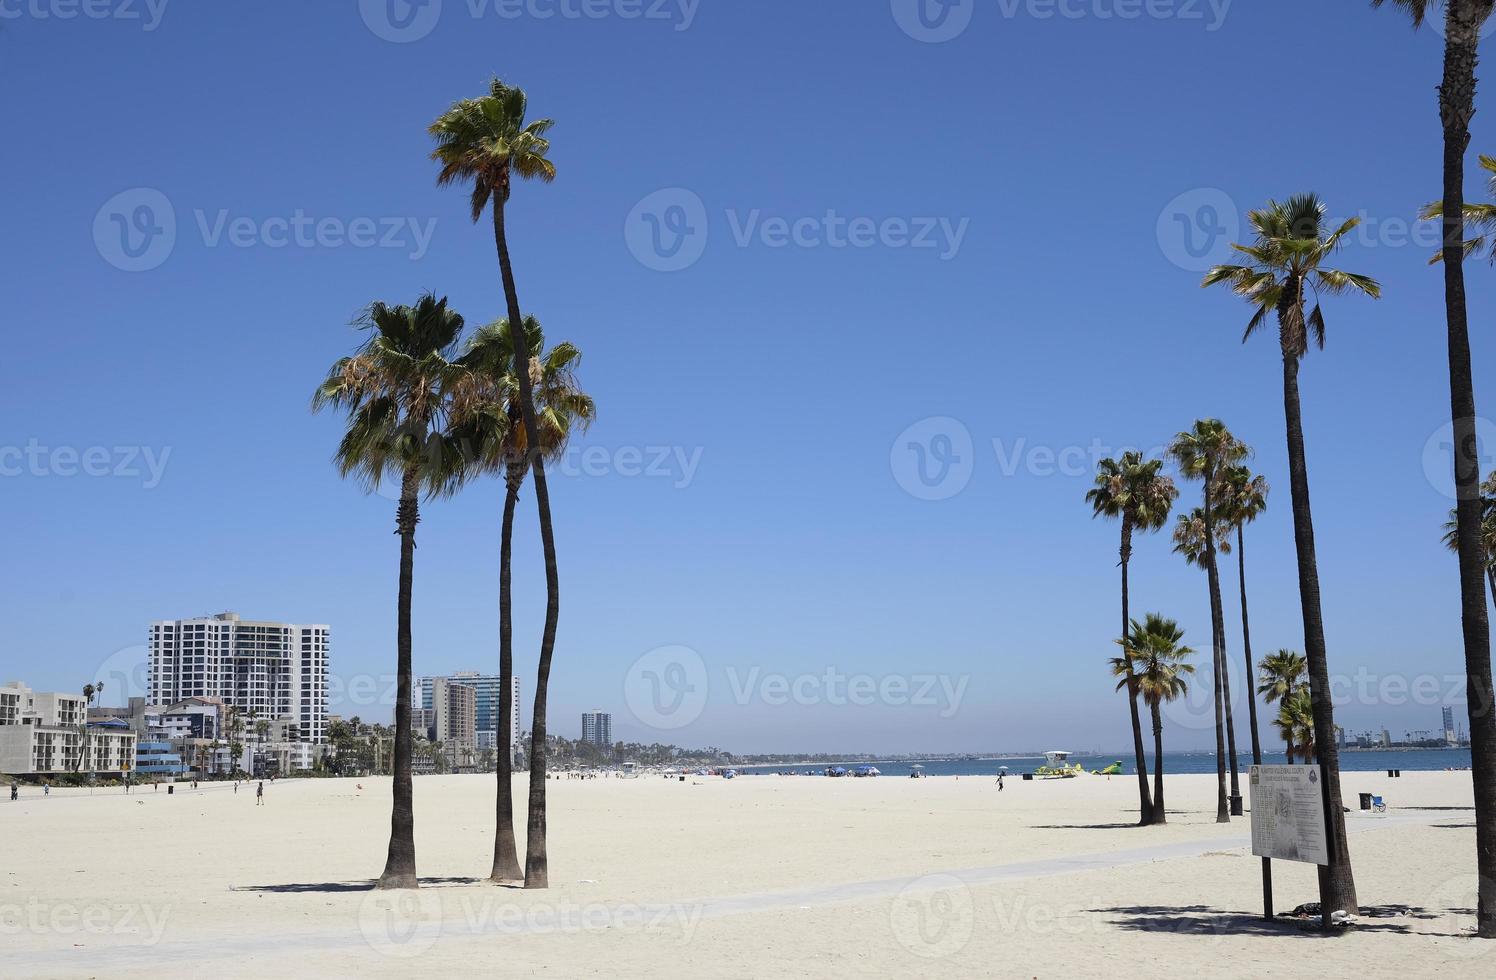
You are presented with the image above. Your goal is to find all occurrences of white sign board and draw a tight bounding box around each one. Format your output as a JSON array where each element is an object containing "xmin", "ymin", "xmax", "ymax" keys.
[{"xmin": 1249, "ymin": 765, "xmax": 1329, "ymax": 866}]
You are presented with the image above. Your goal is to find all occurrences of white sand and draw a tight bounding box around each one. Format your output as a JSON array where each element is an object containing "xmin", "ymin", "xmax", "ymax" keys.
[{"xmin": 2, "ymin": 770, "xmax": 1489, "ymax": 978}]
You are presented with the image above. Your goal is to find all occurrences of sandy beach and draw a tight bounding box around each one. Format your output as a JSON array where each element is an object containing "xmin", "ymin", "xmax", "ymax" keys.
[{"xmin": 1, "ymin": 770, "xmax": 1489, "ymax": 978}]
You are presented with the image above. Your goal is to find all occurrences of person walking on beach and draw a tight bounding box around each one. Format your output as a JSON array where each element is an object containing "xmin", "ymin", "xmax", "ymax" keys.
[
  {"xmin": 256, "ymin": 781, "xmax": 264, "ymax": 806},
  {"xmin": 9, "ymin": 784, "xmax": 16, "ymax": 802},
  {"xmin": 997, "ymin": 773, "xmax": 1005, "ymax": 792},
  {"xmin": 43, "ymin": 783, "xmax": 49, "ymax": 797}
]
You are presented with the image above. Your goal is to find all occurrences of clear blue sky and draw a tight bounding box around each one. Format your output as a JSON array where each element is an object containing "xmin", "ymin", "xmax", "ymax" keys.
[{"xmin": 2, "ymin": 0, "xmax": 1490, "ymax": 753}]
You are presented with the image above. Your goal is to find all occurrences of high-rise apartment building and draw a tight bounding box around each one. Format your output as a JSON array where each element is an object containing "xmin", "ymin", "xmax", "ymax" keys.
[
  {"xmin": 147, "ymin": 612, "xmax": 329, "ymax": 744},
  {"xmin": 581, "ymin": 710, "xmax": 612, "ymax": 748},
  {"xmin": 1443, "ymin": 706, "xmax": 1457, "ymax": 746},
  {"xmin": 418, "ymin": 672, "xmax": 521, "ymax": 748}
]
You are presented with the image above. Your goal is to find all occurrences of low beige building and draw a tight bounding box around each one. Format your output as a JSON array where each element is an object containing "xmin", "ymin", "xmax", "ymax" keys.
[{"xmin": 0, "ymin": 681, "xmax": 136, "ymax": 777}]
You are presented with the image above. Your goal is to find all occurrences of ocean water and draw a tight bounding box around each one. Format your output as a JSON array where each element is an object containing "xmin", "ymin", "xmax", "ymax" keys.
[{"xmin": 738, "ymin": 749, "xmax": 1473, "ymax": 778}]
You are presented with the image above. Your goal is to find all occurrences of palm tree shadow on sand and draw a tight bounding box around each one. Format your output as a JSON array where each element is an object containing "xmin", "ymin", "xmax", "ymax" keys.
[
  {"xmin": 232, "ymin": 877, "xmax": 484, "ymax": 894},
  {"xmin": 1092, "ymin": 904, "xmax": 1439, "ymax": 938}
]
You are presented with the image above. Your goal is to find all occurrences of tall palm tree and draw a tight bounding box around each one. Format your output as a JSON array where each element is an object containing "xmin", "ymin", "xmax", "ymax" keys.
[
  {"xmin": 1220, "ymin": 464, "xmax": 1270, "ymax": 763},
  {"xmin": 452, "ymin": 315, "xmax": 595, "ymax": 882},
  {"xmin": 1378, "ymin": 7, "xmax": 1496, "ymax": 940},
  {"xmin": 1087, "ymin": 452, "xmax": 1179, "ymax": 825},
  {"xmin": 1169, "ymin": 420, "xmax": 1247, "ymax": 822},
  {"xmin": 430, "ymin": 77, "xmax": 565, "ymax": 889},
  {"xmin": 1442, "ymin": 472, "xmax": 1496, "ymax": 608},
  {"xmin": 1203, "ymin": 194, "xmax": 1380, "ymax": 918},
  {"xmin": 1112, "ymin": 614, "xmax": 1195, "ymax": 825},
  {"xmin": 313, "ymin": 293, "xmax": 468, "ymax": 890},
  {"xmin": 1257, "ymin": 649, "xmax": 1309, "ymax": 759}
]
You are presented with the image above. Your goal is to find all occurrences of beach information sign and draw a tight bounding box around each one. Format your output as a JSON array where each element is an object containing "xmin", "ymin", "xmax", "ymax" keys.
[{"xmin": 1248, "ymin": 765, "xmax": 1329, "ymax": 866}]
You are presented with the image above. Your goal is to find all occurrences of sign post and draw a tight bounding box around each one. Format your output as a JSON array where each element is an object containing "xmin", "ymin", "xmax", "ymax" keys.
[{"xmin": 1249, "ymin": 765, "xmax": 1330, "ymax": 869}]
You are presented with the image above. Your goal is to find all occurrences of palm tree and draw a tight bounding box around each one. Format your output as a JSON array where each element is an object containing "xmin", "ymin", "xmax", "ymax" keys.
[
  {"xmin": 452, "ymin": 315, "xmax": 595, "ymax": 882},
  {"xmin": 313, "ymin": 293, "xmax": 468, "ymax": 890},
  {"xmin": 1220, "ymin": 464, "xmax": 1270, "ymax": 763},
  {"xmin": 1441, "ymin": 472, "xmax": 1496, "ymax": 608},
  {"xmin": 1257, "ymin": 649, "xmax": 1310, "ymax": 759},
  {"xmin": 1275, "ymin": 688, "xmax": 1317, "ymax": 764},
  {"xmin": 1169, "ymin": 420, "xmax": 1247, "ymax": 822},
  {"xmin": 1203, "ymin": 194, "xmax": 1380, "ymax": 918},
  {"xmin": 430, "ymin": 77, "xmax": 565, "ymax": 890},
  {"xmin": 1112, "ymin": 614, "xmax": 1196, "ymax": 824},
  {"xmin": 77, "ymin": 681, "xmax": 103, "ymax": 776},
  {"xmin": 1086, "ymin": 452, "xmax": 1179, "ymax": 825}
]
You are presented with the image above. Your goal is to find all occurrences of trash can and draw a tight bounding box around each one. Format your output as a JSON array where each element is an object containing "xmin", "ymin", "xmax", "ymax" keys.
[
  {"xmin": 1359, "ymin": 792, "xmax": 1373, "ymax": 811},
  {"xmin": 167, "ymin": 785, "xmax": 174, "ymax": 795},
  {"xmin": 1230, "ymin": 794, "xmax": 1243, "ymax": 817},
  {"xmin": 1022, "ymin": 773, "xmax": 1034, "ymax": 781}
]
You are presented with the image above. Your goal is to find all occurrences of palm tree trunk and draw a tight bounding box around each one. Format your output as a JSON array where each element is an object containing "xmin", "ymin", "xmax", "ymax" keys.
[
  {"xmin": 490, "ymin": 191, "xmax": 562, "ymax": 890},
  {"xmin": 1151, "ymin": 700, "xmax": 1166, "ymax": 824},
  {"xmin": 490, "ymin": 481, "xmax": 523, "ymax": 882},
  {"xmin": 1120, "ymin": 519, "xmax": 1155, "ymax": 825},
  {"xmin": 1238, "ymin": 527, "xmax": 1263, "ymax": 761},
  {"xmin": 1488, "ymin": 566, "xmax": 1495, "ymax": 611},
  {"xmin": 1280, "ymin": 346, "xmax": 1356, "ymax": 920},
  {"xmin": 377, "ymin": 469, "xmax": 420, "ymax": 890},
  {"xmin": 1203, "ymin": 473, "xmax": 1230, "ymax": 822},
  {"xmin": 1441, "ymin": 2, "xmax": 1496, "ymax": 939}
]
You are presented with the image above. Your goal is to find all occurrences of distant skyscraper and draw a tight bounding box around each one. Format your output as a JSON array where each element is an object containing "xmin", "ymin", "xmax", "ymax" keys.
[
  {"xmin": 148, "ymin": 612, "xmax": 329, "ymax": 743},
  {"xmin": 581, "ymin": 710, "xmax": 612, "ymax": 748},
  {"xmin": 418, "ymin": 672, "xmax": 520, "ymax": 747},
  {"xmin": 1443, "ymin": 706, "xmax": 1457, "ymax": 746}
]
